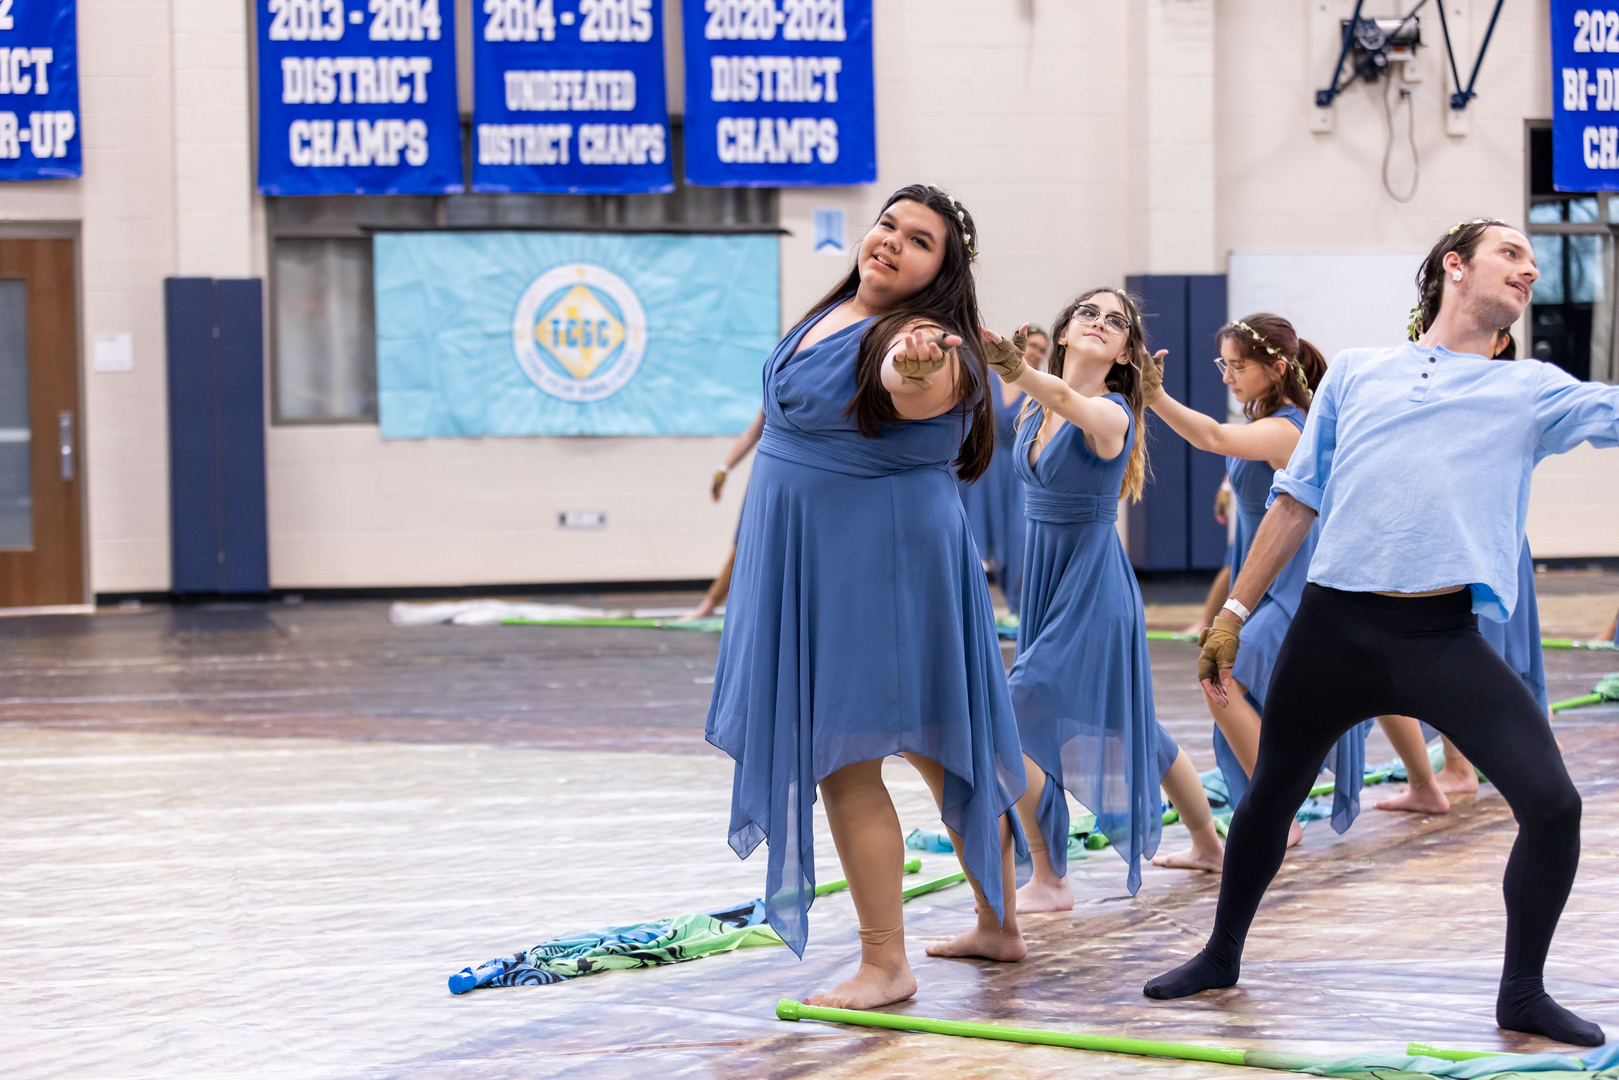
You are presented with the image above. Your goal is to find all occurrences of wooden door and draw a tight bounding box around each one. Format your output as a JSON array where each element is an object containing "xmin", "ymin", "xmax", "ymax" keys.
[{"xmin": 0, "ymin": 238, "xmax": 83, "ymax": 608}]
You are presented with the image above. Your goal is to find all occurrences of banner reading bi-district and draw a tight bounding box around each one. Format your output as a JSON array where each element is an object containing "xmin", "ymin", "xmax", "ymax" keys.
[
  {"xmin": 0, "ymin": 1, "xmax": 79, "ymax": 180},
  {"xmin": 681, "ymin": 0, "xmax": 874, "ymax": 187},
  {"xmin": 473, "ymin": 0, "xmax": 672, "ymax": 193},
  {"xmin": 256, "ymin": 0, "xmax": 461, "ymax": 195},
  {"xmin": 375, "ymin": 231, "xmax": 777, "ymax": 436},
  {"xmin": 1553, "ymin": 1, "xmax": 1619, "ymax": 189}
]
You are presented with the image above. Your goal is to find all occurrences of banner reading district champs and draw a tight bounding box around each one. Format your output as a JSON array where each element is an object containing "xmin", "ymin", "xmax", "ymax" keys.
[
  {"xmin": 473, "ymin": 0, "xmax": 672, "ymax": 193},
  {"xmin": 681, "ymin": 0, "xmax": 874, "ymax": 187},
  {"xmin": 0, "ymin": 0, "xmax": 79, "ymax": 181},
  {"xmin": 1553, "ymin": 1, "xmax": 1619, "ymax": 189},
  {"xmin": 256, "ymin": 0, "xmax": 461, "ymax": 195},
  {"xmin": 375, "ymin": 232, "xmax": 777, "ymax": 437}
]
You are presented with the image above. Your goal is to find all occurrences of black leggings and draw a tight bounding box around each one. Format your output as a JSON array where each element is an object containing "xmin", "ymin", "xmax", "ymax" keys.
[{"xmin": 1157, "ymin": 585, "xmax": 1587, "ymax": 1026}]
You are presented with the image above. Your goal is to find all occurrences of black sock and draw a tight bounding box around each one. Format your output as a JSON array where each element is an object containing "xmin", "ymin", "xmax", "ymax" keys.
[
  {"xmin": 1496, "ymin": 978, "xmax": 1605, "ymax": 1047},
  {"xmin": 1142, "ymin": 950, "xmax": 1239, "ymax": 1000}
]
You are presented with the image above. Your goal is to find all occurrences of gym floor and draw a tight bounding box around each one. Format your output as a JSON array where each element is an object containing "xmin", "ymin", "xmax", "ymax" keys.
[{"xmin": 6, "ymin": 574, "xmax": 1619, "ymax": 1078}]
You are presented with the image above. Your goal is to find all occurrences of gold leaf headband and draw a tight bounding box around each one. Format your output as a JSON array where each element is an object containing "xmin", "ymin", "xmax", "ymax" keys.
[
  {"xmin": 1230, "ymin": 320, "xmax": 1312, "ymax": 402},
  {"xmin": 1409, "ymin": 219, "xmax": 1510, "ymax": 339}
]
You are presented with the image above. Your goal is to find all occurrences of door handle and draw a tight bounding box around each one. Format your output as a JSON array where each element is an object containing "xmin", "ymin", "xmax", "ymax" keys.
[{"xmin": 58, "ymin": 410, "xmax": 73, "ymax": 481}]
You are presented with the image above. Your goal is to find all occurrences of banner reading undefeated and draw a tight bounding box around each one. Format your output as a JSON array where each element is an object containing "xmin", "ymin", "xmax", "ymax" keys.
[
  {"xmin": 473, "ymin": 0, "xmax": 672, "ymax": 192},
  {"xmin": 256, "ymin": 0, "xmax": 461, "ymax": 195},
  {"xmin": 0, "ymin": 0, "xmax": 79, "ymax": 181},
  {"xmin": 681, "ymin": 0, "xmax": 874, "ymax": 187},
  {"xmin": 375, "ymin": 231, "xmax": 777, "ymax": 437}
]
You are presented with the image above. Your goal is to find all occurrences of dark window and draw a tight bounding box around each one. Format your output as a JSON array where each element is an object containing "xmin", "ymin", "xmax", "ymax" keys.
[{"xmin": 1525, "ymin": 120, "xmax": 1616, "ymax": 383}]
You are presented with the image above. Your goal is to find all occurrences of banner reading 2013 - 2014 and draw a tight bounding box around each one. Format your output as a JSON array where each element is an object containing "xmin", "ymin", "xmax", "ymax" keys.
[
  {"xmin": 473, "ymin": 0, "xmax": 672, "ymax": 193},
  {"xmin": 0, "ymin": 0, "xmax": 80, "ymax": 181},
  {"xmin": 681, "ymin": 0, "xmax": 874, "ymax": 187},
  {"xmin": 256, "ymin": 0, "xmax": 461, "ymax": 195}
]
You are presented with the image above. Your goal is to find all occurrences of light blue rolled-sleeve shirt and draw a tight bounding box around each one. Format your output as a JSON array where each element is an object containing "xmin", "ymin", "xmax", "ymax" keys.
[{"xmin": 1269, "ymin": 343, "xmax": 1619, "ymax": 622}]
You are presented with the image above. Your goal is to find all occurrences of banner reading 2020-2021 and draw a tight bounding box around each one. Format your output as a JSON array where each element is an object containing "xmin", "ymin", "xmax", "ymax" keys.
[
  {"xmin": 681, "ymin": 0, "xmax": 874, "ymax": 187},
  {"xmin": 256, "ymin": 0, "xmax": 461, "ymax": 195},
  {"xmin": 374, "ymin": 232, "xmax": 778, "ymax": 437},
  {"xmin": 472, "ymin": 0, "xmax": 672, "ymax": 193}
]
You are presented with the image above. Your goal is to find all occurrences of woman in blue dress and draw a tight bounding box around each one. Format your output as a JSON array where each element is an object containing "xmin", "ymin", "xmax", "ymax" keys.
[
  {"xmin": 706, "ymin": 185, "xmax": 1028, "ymax": 1012},
  {"xmin": 980, "ymin": 291, "xmax": 1224, "ymax": 914},
  {"xmin": 1146, "ymin": 315, "xmax": 1366, "ymax": 847},
  {"xmin": 958, "ymin": 327, "xmax": 1047, "ymax": 616}
]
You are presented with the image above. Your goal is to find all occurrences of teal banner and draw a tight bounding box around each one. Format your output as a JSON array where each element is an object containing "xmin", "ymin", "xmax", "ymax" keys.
[{"xmin": 375, "ymin": 231, "xmax": 778, "ymax": 436}]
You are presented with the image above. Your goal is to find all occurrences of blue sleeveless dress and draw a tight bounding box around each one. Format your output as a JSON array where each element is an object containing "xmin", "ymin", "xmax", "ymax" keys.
[
  {"xmin": 1008, "ymin": 394, "xmax": 1178, "ymax": 892},
  {"xmin": 1218, "ymin": 404, "xmax": 1371, "ymax": 833},
  {"xmin": 1479, "ymin": 539, "xmax": 1547, "ymax": 711},
  {"xmin": 957, "ymin": 374, "xmax": 1028, "ymax": 615},
  {"xmin": 706, "ymin": 310, "xmax": 1028, "ymax": 958}
]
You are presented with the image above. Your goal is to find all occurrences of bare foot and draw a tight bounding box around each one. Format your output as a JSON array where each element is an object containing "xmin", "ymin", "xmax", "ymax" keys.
[
  {"xmin": 1013, "ymin": 875, "xmax": 1073, "ymax": 913},
  {"xmin": 1435, "ymin": 766, "xmax": 1479, "ymax": 796},
  {"xmin": 1152, "ymin": 844, "xmax": 1224, "ymax": 872},
  {"xmin": 925, "ymin": 925, "xmax": 1028, "ymax": 962},
  {"xmin": 675, "ymin": 602, "xmax": 717, "ymax": 624},
  {"xmin": 804, "ymin": 961, "xmax": 917, "ymax": 1010},
  {"xmin": 1183, "ymin": 620, "xmax": 1208, "ymax": 635},
  {"xmin": 1286, "ymin": 818, "xmax": 1303, "ymax": 848},
  {"xmin": 1375, "ymin": 784, "xmax": 1450, "ymax": 814}
]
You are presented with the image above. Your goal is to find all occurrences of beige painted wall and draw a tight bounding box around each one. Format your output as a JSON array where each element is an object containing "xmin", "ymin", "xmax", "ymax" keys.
[{"xmin": 3, "ymin": 0, "xmax": 1615, "ymax": 594}]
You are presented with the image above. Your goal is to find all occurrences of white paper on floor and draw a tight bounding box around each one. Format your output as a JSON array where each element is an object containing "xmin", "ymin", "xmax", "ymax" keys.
[{"xmin": 387, "ymin": 600, "xmax": 627, "ymax": 626}]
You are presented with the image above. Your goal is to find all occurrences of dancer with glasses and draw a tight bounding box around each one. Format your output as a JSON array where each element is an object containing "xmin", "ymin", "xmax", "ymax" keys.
[
  {"xmin": 980, "ymin": 292, "xmax": 1224, "ymax": 915},
  {"xmin": 708, "ymin": 185, "xmax": 1028, "ymax": 1012},
  {"xmin": 1145, "ymin": 220, "xmax": 1619, "ymax": 1047},
  {"xmin": 1146, "ymin": 315, "xmax": 1369, "ymax": 844}
]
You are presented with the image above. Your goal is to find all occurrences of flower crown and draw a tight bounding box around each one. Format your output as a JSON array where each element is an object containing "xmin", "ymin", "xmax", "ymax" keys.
[
  {"xmin": 1407, "ymin": 218, "xmax": 1511, "ymax": 340},
  {"xmin": 1230, "ymin": 319, "xmax": 1312, "ymax": 403},
  {"xmin": 935, "ymin": 187, "xmax": 978, "ymax": 260}
]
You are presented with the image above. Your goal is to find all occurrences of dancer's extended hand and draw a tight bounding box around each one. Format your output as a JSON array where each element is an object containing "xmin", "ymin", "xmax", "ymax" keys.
[
  {"xmin": 711, "ymin": 468, "xmax": 728, "ymax": 501},
  {"xmin": 978, "ymin": 327, "xmax": 1026, "ymax": 382},
  {"xmin": 1198, "ymin": 613, "xmax": 1242, "ymax": 706},
  {"xmin": 1142, "ymin": 349, "xmax": 1168, "ymax": 407},
  {"xmin": 892, "ymin": 329, "xmax": 960, "ymax": 390}
]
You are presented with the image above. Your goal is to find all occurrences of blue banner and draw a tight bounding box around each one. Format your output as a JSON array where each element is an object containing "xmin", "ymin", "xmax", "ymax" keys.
[
  {"xmin": 255, "ymin": 0, "xmax": 461, "ymax": 195},
  {"xmin": 680, "ymin": 0, "xmax": 874, "ymax": 187},
  {"xmin": 0, "ymin": 1, "xmax": 79, "ymax": 180},
  {"xmin": 375, "ymin": 231, "xmax": 778, "ymax": 436},
  {"xmin": 1552, "ymin": 1, "xmax": 1619, "ymax": 190},
  {"xmin": 472, "ymin": 0, "xmax": 672, "ymax": 193}
]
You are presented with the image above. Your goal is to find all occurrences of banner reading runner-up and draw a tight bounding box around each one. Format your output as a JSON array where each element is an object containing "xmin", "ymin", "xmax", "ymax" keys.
[
  {"xmin": 0, "ymin": 0, "xmax": 80, "ymax": 181},
  {"xmin": 680, "ymin": 0, "xmax": 873, "ymax": 187},
  {"xmin": 256, "ymin": 0, "xmax": 462, "ymax": 195},
  {"xmin": 473, "ymin": 0, "xmax": 672, "ymax": 193}
]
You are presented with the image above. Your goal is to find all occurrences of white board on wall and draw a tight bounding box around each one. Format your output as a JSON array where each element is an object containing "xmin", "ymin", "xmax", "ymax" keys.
[{"xmin": 1227, "ymin": 252, "xmax": 1425, "ymax": 364}]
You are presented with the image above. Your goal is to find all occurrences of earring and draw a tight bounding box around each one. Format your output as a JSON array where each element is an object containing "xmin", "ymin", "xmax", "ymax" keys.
[{"xmin": 1451, "ymin": 270, "xmax": 1462, "ymax": 282}]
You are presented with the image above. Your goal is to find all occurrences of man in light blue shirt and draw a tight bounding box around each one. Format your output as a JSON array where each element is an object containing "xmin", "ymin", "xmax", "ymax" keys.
[{"xmin": 1145, "ymin": 221, "xmax": 1619, "ymax": 1047}]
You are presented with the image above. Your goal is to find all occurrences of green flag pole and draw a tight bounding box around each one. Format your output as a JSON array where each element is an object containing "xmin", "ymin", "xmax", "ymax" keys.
[
  {"xmin": 1549, "ymin": 673, "xmax": 1619, "ymax": 714},
  {"xmin": 1404, "ymin": 1042, "xmax": 1509, "ymax": 1062},
  {"xmin": 815, "ymin": 858, "xmax": 922, "ymax": 897},
  {"xmin": 775, "ymin": 1000, "xmax": 1257, "ymax": 1066}
]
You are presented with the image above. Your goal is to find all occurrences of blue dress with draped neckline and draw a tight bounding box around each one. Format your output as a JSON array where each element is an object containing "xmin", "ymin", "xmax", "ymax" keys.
[
  {"xmin": 1219, "ymin": 404, "xmax": 1371, "ymax": 832},
  {"xmin": 1008, "ymin": 394, "xmax": 1178, "ymax": 892},
  {"xmin": 705, "ymin": 309, "xmax": 1028, "ymax": 958},
  {"xmin": 957, "ymin": 374, "xmax": 1028, "ymax": 616}
]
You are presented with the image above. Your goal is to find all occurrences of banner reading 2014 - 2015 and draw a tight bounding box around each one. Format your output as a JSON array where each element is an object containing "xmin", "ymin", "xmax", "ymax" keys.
[
  {"xmin": 681, "ymin": 0, "xmax": 874, "ymax": 187},
  {"xmin": 473, "ymin": 0, "xmax": 672, "ymax": 193},
  {"xmin": 256, "ymin": 0, "xmax": 461, "ymax": 195},
  {"xmin": 0, "ymin": 0, "xmax": 79, "ymax": 181}
]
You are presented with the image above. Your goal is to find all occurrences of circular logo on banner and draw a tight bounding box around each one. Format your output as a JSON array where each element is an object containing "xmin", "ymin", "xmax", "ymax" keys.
[{"xmin": 511, "ymin": 263, "xmax": 648, "ymax": 402}]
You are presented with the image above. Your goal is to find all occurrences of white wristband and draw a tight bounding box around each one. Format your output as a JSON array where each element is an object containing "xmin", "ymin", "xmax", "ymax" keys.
[
  {"xmin": 716, "ymin": 463, "xmax": 731, "ymax": 474},
  {"xmin": 1221, "ymin": 598, "xmax": 1250, "ymax": 621}
]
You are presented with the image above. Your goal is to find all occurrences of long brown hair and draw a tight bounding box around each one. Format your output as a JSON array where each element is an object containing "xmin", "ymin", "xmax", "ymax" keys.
[
  {"xmin": 796, "ymin": 184, "xmax": 992, "ymax": 482},
  {"xmin": 1218, "ymin": 313, "xmax": 1327, "ymax": 422},
  {"xmin": 1020, "ymin": 289, "xmax": 1152, "ymax": 501}
]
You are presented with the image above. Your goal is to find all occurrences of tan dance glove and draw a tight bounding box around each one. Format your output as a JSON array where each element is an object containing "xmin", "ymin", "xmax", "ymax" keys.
[
  {"xmin": 892, "ymin": 330, "xmax": 954, "ymax": 390},
  {"xmin": 1141, "ymin": 349, "xmax": 1167, "ymax": 407},
  {"xmin": 980, "ymin": 331, "xmax": 1026, "ymax": 383},
  {"xmin": 1197, "ymin": 613, "xmax": 1243, "ymax": 685}
]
